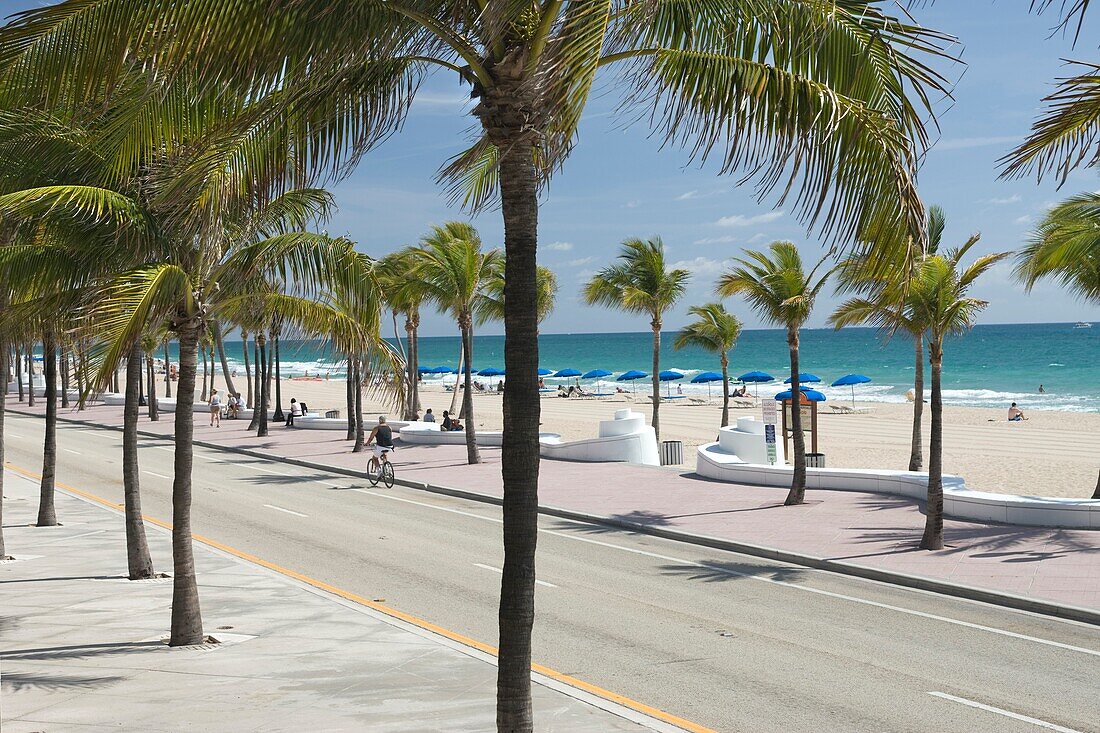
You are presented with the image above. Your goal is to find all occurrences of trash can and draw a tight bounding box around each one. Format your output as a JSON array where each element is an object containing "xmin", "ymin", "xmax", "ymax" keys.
[
  {"xmin": 660, "ymin": 440, "xmax": 684, "ymax": 466},
  {"xmin": 806, "ymin": 452, "xmax": 826, "ymax": 468},
  {"xmin": 325, "ymin": 409, "xmax": 340, "ymax": 419}
]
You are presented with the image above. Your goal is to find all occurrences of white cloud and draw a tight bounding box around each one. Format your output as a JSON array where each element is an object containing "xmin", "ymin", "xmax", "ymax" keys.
[
  {"xmin": 623, "ymin": 200, "xmax": 641, "ymax": 209},
  {"xmin": 693, "ymin": 235, "xmax": 738, "ymax": 245},
  {"xmin": 677, "ymin": 190, "xmax": 699, "ymax": 200},
  {"xmin": 989, "ymin": 194, "xmax": 1022, "ymax": 205},
  {"xmin": 1014, "ymin": 215, "xmax": 1033, "ymax": 225},
  {"xmin": 936, "ymin": 135, "xmax": 1019, "ymax": 151},
  {"xmin": 544, "ymin": 241, "xmax": 573, "ymax": 251},
  {"xmin": 670, "ymin": 256, "xmax": 728, "ymax": 276},
  {"xmin": 748, "ymin": 233, "xmax": 767, "ymax": 244},
  {"xmin": 716, "ymin": 211, "xmax": 783, "ymax": 227},
  {"xmin": 567, "ymin": 256, "xmax": 596, "ymax": 267},
  {"xmin": 413, "ymin": 92, "xmax": 471, "ymax": 107}
]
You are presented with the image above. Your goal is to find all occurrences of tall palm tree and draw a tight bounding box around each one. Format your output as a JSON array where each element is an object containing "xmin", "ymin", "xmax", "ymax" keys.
[
  {"xmin": 475, "ymin": 265, "xmax": 559, "ymax": 329},
  {"xmin": 674, "ymin": 303, "xmax": 742, "ymax": 428},
  {"xmin": 380, "ymin": 250, "xmax": 427, "ymax": 421},
  {"xmin": 141, "ymin": 332, "xmax": 161, "ymax": 421},
  {"xmin": 122, "ymin": 339, "xmax": 156, "ymax": 579},
  {"xmin": 831, "ymin": 205, "xmax": 955, "ymax": 472},
  {"xmin": 411, "ymin": 222, "xmax": 503, "ymax": 465},
  {"xmin": 904, "ymin": 244, "xmax": 1009, "ymax": 549},
  {"xmin": 584, "ymin": 237, "xmax": 688, "ymax": 441},
  {"xmin": 0, "ymin": 5, "xmax": 958, "ymax": 726},
  {"xmin": 717, "ymin": 241, "xmax": 831, "ymax": 506}
]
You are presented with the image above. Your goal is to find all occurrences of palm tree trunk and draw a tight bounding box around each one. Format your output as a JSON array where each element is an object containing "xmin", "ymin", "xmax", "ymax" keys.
[
  {"xmin": 404, "ymin": 317, "xmax": 418, "ymax": 420},
  {"xmin": 460, "ymin": 318, "xmax": 480, "ymax": 465},
  {"xmin": 494, "ymin": 131, "xmax": 540, "ymax": 733},
  {"xmin": 123, "ymin": 341, "xmax": 155, "ymax": 580},
  {"xmin": 137, "ymin": 349, "xmax": 146, "ymax": 407},
  {"xmin": 272, "ymin": 335, "xmax": 284, "ymax": 422},
  {"xmin": 412, "ymin": 318, "xmax": 421, "ymax": 413},
  {"xmin": 241, "ymin": 331, "xmax": 252, "ymax": 408},
  {"xmin": 146, "ymin": 353, "xmax": 159, "ymax": 421},
  {"xmin": 60, "ymin": 342, "xmax": 69, "ymax": 408},
  {"xmin": 0, "ymin": 340, "xmax": 9, "ymax": 558},
  {"xmin": 163, "ymin": 341, "xmax": 172, "ymax": 398},
  {"xmin": 169, "ymin": 325, "xmax": 204, "ymax": 645},
  {"xmin": 720, "ymin": 353, "xmax": 730, "ymax": 428},
  {"xmin": 213, "ymin": 323, "xmax": 237, "ymax": 397},
  {"xmin": 248, "ymin": 340, "xmax": 261, "ymax": 431},
  {"xmin": 449, "ymin": 348, "xmax": 463, "ymax": 415},
  {"xmin": 785, "ymin": 327, "xmax": 807, "ymax": 506},
  {"xmin": 920, "ymin": 342, "xmax": 945, "ymax": 550},
  {"xmin": 199, "ymin": 344, "xmax": 209, "ymax": 402},
  {"xmin": 37, "ymin": 333, "xmax": 58, "ymax": 526},
  {"xmin": 15, "ymin": 344, "xmax": 23, "ymax": 402},
  {"xmin": 353, "ymin": 359, "xmax": 365, "ymax": 452},
  {"xmin": 26, "ymin": 347, "xmax": 35, "ymax": 407},
  {"xmin": 909, "ymin": 334, "xmax": 924, "ymax": 472},
  {"xmin": 265, "ymin": 333, "xmax": 274, "ymax": 408},
  {"xmin": 257, "ymin": 334, "xmax": 269, "ymax": 437},
  {"xmin": 1092, "ymin": 470, "xmax": 1099, "ymax": 500},
  {"xmin": 72, "ymin": 349, "xmax": 81, "ymax": 408},
  {"xmin": 345, "ymin": 357, "xmax": 355, "ymax": 440},
  {"xmin": 650, "ymin": 320, "xmax": 661, "ymax": 442}
]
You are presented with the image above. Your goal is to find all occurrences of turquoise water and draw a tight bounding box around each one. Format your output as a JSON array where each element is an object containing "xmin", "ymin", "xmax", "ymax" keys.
[{"xmin": 208, "ymin": 322, "xmax": 1098, "ymax": 412}]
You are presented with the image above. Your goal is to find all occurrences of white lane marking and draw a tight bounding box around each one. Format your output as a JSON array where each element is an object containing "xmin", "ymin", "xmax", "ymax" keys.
[
  {"xmin": 143, "ymin": 471, "xmax": 171, "ymax": 480},
  {"xmin": 62, "ymin": 448, "xmax": 82, "ymax": 455},
  {"xmin": 351, "ymin": 488, "xmax": 1100, "ymax": 659},
  {"xmin": 251, "ymin": 465, "xmax": 289, "ymax": 476},
  {"xmin": 263, "ymin": 504, "xmax": 307, "ymax": 518},
  {"xmin": 153, "ymin": 445, "xmax": 174, "ymax": 452},
  {"xmin": 474, "ymin": 563, "xmax": 557, "ymax": 588},
  {"xmin": 928, "ymin": 692, "xmax": 1084, "ymax": 732}
]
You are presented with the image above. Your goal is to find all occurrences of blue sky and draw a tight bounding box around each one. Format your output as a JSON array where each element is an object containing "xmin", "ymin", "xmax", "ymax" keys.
[{"xmin": 4, "ymin": 1, "xmax": 1099, "ymax": 336}]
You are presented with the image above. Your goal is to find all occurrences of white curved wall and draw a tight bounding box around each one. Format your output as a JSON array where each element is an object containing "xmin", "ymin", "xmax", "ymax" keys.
[
  {"xmin": 399, "ymin": 422, "xmax": 505, "ymax": 447},
  {"xmin": 716, "ymin": 417, "xmax": 785, "ymax": 466},
  {"xmin": 696, "ymin": 441, "xmax": 1100, "ymax": 529},
  {"xmin": 539, "ymin": 410, "xmax": 660, "ymax": 466}
]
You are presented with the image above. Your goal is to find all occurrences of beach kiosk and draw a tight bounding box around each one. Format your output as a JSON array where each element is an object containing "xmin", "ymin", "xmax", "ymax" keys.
[{"xmin": 777, "ymin": 387, "xmax": 825, "ymax": 466}]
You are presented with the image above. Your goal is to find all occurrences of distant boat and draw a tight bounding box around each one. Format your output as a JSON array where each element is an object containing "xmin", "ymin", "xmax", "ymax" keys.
[{"xmin": 1073, "ymin": 321, "xmax": 1093, "ymax": 329}]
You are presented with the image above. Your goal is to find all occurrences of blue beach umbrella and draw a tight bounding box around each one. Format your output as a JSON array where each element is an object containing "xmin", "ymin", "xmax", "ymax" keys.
[
  {"xmin": 477, "ymin": 367, "xmax": 505, "ymax": 377},
  {"xmin": 691, "ymin": 371, "xmax": 724, "ymax": 399},
  {"xmin": 737, "ymin": 370, "xmax": 774, "ymax": 397},
  {"xmin": 832, "ymin": 373, "xmax": 872, "ymax": 406},
  {"xmin": 537, "ymin": 368, "xmax": 554, "ymax": 376},
  {"xmin": 774, "ymin": 386, "xmax": 827, "ymax": 402},
  {"xmin": 783, "ymin": 372, "xmax": 822, "ymax": 384},
  {"xmin": 554, "ymin": 368, "xmax": 582, "ymax": 378},
  {"xmin": 417, "ymin": 365, "xmax": 434, "ymax": 374},
  {"xmin": 616, "ymin": 369, "xmax": 648, "ymax": 395},
  {"xmin": 658, "ymin": 370, "xmax": 685, "ymax": 397},
  {"xmin": 433, "ymin": 365, "xmax": 457, "ymax": 374},
  {"xmin": 583, "ymin": 369, "xmax": 613, "ymax": 393}
]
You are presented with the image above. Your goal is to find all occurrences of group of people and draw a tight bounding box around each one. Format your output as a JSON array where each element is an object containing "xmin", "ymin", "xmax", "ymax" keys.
[
  {"xmin": 420, "ymin": 408, "xmax": 464, "ymax": 431},
  {"xmin": 207, "ymin": 390, "xmax": 244, "ymax": 427},
  {"xmin": 557, "ymin": 384, "xmax": 592, "ymax": 398}
]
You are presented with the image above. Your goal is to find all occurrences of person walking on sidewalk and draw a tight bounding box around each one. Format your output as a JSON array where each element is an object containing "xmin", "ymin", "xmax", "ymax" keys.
[{"xmin": 209, "ymin": 390, "xmax": 222, "ymax": 427}]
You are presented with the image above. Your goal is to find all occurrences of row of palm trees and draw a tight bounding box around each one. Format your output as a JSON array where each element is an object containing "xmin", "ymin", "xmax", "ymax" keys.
[
  {"xmin": 0, "ymin": 1, "xmax": 1089, "ymax": 729},
  {"xmin": 585, "ymin": 227, "xmax": 1008, "ymax": 550}
]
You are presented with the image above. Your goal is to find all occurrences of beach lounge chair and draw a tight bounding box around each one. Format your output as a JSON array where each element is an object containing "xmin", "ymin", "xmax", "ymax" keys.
[{"xmin": 688, "ymin": 396, "xmax": 711, "ymax": 406}]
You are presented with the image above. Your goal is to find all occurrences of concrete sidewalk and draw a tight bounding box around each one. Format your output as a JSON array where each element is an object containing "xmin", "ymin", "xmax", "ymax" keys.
[
  {"xmin": 0, "ymin": 468, "xmax": 676, "ymax": 732},
  {"xmin": 11, "ymin": 401, "xmax": 1100, "ymax": 614}
]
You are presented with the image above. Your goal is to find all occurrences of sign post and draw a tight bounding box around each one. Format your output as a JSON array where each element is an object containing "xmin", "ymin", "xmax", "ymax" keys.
[{"xmin": 761, "ymin": 399, "xmax": 778, "ymax": 465}]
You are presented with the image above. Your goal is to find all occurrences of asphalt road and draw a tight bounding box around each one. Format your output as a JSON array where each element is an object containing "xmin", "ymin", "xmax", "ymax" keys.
[{"xmin": 4, "ymin": 411, "xmax": 1098, "ymax": 733}]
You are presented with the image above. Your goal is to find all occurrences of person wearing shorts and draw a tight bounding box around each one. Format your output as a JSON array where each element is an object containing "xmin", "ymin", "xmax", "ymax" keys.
[
  {"xmin": 209, "ymin": 390, "xmax": 222, "ymax": 427},
  {"xmin": 366, "ymin": 415, "xmax": 394, "ymax": 474}
]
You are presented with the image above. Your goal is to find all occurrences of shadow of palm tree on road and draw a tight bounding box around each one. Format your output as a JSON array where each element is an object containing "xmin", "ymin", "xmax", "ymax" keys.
[
  {"xmin": 660, "ymin": 560, "xmax": 807, "ymax": 584},
  {"xmin": 549, "ymin": 510, "xmax": 674, "ymax": 536},
  {"xmin": 1, "ymin": 671, "xmax": 124, "ymax": 692}
]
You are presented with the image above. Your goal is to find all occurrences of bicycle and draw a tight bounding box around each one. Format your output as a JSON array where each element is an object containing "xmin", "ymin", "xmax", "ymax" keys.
[{"xmin": 367, "ymin": 447, "xmax": 395, "ymax": 488}]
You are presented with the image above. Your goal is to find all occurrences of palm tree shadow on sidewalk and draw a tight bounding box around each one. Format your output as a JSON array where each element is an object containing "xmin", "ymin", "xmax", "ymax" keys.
[
  {"xmin": 660, "ymin": 560, "xmax": 808, "ymax": 584},
  {"xmin": 1, "ymin": 671, "xmax": 124, "ymax": 692}
]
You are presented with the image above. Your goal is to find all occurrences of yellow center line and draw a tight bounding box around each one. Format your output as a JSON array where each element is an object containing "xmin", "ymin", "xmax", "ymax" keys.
[{"xmin": 3, "ymin": 461, "xmax": 715, "ymax": 733}]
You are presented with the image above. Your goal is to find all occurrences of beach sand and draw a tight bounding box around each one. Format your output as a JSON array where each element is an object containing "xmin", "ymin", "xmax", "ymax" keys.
[{"xmin": 171, "ymin": 373, "xmax": 1100, "ymax": 499}]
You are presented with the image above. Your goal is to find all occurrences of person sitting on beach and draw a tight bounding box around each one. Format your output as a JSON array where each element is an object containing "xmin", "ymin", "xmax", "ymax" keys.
[
  {"xmin": 286, "ymin": 398, "xmax": 301, "ymax": 426},
  {"xmin": 1008, "ymin": 402, "xmax": 1027, "ymax": 422},
  {"xmin": 450, "ymin": 417, "xmax": 464, "ymax": 431},
  {"xmin": 557, "ymin": 385, "xmax": 568, "ymax": 397},
  {"xmin": 567, "ymin": 385, "xmax": 577, "ymax": 397},
  {"xmin": 497, "ymin": 380, "xmax": 504, "ymax": 393},
  {"xmin": 616, "ymin": 386, "xmax": 627, "ymax": 394},
  {"xmin": 226, "ymin": 392, "xmax": 241, "ymax": 419},
  {"xmin": 208, "ymin": 390, "xmax": 222, "ymax": 427},
  {"xmin": 423, "ymin": 408, "xmax": 436, "ymax": 423},
  {"xmin": 538, "ymin": 377, "xmax": 546, "ymax": 389}
]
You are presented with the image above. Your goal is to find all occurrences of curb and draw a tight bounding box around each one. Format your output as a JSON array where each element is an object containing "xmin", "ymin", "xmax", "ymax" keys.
[{"xmin": 14, "ymin": 407, "xmax": 1100, "ymax": 627}]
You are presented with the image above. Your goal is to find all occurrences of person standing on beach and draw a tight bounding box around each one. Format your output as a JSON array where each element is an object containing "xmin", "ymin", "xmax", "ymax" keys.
[{"xmin": 208, "ymin": 390, "xmax": 222, "ymax": 427}]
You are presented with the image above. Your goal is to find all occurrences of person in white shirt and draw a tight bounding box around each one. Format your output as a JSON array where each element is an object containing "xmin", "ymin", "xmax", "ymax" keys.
[
  {"xmin": 286, "ymin": 398, "xmax": 302, "ymax": 426},
  {"xmin": 209, "ymin": 390, "xmax": 222, "ymax": 427}
]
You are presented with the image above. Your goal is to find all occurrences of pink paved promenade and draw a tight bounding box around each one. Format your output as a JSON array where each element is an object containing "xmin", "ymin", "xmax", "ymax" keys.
[{"xmin": 10, "ymin": 400, "xmax": 1100, "ymax": 613}]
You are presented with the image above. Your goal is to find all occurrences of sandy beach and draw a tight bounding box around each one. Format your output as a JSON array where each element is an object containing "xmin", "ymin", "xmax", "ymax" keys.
[{"xmin": 167, "ymin": 371, "xmax": 1098, "ymax": 500}]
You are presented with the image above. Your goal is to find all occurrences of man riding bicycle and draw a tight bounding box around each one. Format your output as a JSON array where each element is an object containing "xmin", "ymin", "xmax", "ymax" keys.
[{"xmin": 366, "ymin": 415, "xmax": 395, "ymax": 477}]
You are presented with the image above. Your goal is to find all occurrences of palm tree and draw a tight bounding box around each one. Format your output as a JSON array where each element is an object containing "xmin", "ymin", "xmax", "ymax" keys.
[
  {"xmin": 584, "ymin": 238, "xmax": 688, "ymax": 441},
  {"xmin": 141, "ymin": 332, "xmax": 161, "ymax": 421},
  {"xmin": 674, "ymin": 303, "xmax": 742, "ymax": 427},
  {"xmin": 905, "ymin": 244, "xmax": 1010, "ymax": 549},
  {"xmin": 0, "ymin": 333, "xmax": 8, "ymax": 559},
  {"xmin": 0, "ymin": 5, "xmax": 959, "ymax": 726},
  {"xmin": 411, "ymin": 223, "xmax": 503, "ymax": 464},
  {"xmin": 475, "ymin": 265, "xmax": 559, "ymax": 329},
  {"xmin": 717, "ymin": 241, "xmax": 831, "ymax": 506},
  {"xmin": 831, "ymin": 205, "xmax": 956, "ymax": 472},
  {"xmin": 122, "ymin": 339, "xmax": 156, "ymax": 579},
  {"xmin": 380, "ymin": 250, "xmax": 427, "ymax": 421},
  {"xmin": 1017, "ymin": 192, "xmax": 1100, "ymax": 303}
]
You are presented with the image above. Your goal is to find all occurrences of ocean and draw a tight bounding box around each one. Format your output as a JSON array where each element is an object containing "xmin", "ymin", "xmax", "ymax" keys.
[{"xmin": 200, "ymin": 322, "xmax": 1098, "ymax": 413}]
